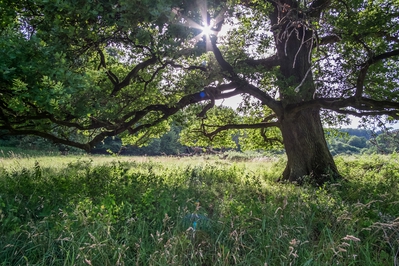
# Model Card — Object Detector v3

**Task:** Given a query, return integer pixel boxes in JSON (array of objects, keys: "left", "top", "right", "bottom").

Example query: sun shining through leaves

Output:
[
  {"left": 201, "top": 25, "right": 212, "bottom": 37},
  {"left": 173, "top": 1, "right": 226, "bottom": 51}
]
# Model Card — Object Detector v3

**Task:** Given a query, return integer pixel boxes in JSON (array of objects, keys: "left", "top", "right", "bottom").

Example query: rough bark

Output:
[
  {"left": 279, "top": 108, "right": 340, "bottom": 185},
  {"left": 270, "top": 0, "right": 340, "bottom": 184}
]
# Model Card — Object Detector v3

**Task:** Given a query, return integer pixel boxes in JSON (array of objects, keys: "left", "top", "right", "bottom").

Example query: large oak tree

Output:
[{"left": 1, "top": 0, "right": 398, "bottom": 184}]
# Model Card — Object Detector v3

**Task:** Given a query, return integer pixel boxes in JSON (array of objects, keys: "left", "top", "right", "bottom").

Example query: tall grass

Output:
[{"left": 0, "top": 154, "right": 398, "bottom": 265}]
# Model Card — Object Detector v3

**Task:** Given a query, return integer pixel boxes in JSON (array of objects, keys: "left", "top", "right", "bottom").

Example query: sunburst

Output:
[
  {"left": 201, "top": 24, "right": 212, "bottom": 37},
  {"left": 174, "top": 1, "right": 227, "bottom": 51}
]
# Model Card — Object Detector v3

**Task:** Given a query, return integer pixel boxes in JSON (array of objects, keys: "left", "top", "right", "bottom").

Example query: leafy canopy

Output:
[{"left": 0, "top": 0, "right": 398, "bottom": 150}]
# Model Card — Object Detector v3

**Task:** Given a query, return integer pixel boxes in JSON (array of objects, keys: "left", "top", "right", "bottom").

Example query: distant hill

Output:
[{"left": 340, "top": 128, "right": 373, "bottom": 140}]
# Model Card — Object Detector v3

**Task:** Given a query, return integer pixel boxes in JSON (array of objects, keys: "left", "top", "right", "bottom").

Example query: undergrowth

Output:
[{"left": 0, "top": 154, "right": 398, "bottom": 265}]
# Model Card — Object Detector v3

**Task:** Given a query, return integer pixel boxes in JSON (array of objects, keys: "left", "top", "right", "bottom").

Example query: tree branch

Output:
[
  {"left": 333, "top": 109, "right": 399, "bottom": 119},
  {"left": 97, "top": 49, "right": 119, "bottom": 86},
  {"left": 165, "top": 60, "right": 207, "bottom": 72},
  {"left": 317, "top": 35, "right": 341, "bottom": 46},
  {"left": 209, "top": 37, "right": 283, "bottom": 115},
  {"left": 0, "top": 85, "right": 221, "bottom": 151},
  {"left": 308, "top": 0, "right": 332, "bottom": 17},
  {"left": 286, "top": 96, "right": 399, "bottom": 119},
  {"left": 241, "top": 54, "right": 279, "bottom": 70},
  {"left": 111, "top": 55, "right": 158, "bottom": 96},
  {"left": 201, "top": 121, "right": 280, "bottom": 140},
  {"left": 210, "top": 37, "right": 236, "bottom": 77},
  {"left": 355, "top": 49, "right": 399, "bottom": 99},
  {"left": 0, "top": 127, "right": 91, "bottom": 151}
]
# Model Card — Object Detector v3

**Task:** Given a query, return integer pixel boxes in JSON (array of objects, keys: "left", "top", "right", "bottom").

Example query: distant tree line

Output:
[
  {"left": 0, "top": 126, "right": 188, "bottom": 156},
  {"left": 91, "top": 125, "right": 188, "bottom": 156},
  {"left": 1, "top": 127, "right": 398, "bottom": 156},
  {"left": 327, "top": 128, "right": 399, "bottom": 155}
]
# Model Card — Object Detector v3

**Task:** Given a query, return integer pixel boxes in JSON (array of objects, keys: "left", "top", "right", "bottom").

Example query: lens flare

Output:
[{"left": 202, "top": 25, "right": 212, "bottom": 36}]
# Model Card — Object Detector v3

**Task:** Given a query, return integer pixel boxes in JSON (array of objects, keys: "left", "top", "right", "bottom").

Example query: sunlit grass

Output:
[{"left": 0, "top": 152, "right": 397, "bottom": 265}]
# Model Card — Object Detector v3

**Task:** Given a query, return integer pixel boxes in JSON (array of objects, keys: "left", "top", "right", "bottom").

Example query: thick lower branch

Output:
[
  {"left": 0, "top": 88, "right": 232, "bottom": 151},
  {"left": 3, "top": 129, "right": 91, "bottom": 151},
  {"left": 201, "top": 122, "right": 280, "bottom": 140},
  {"left": 286, "top": 97, "right": 399, "bottom": 118},
  {"left": 333, "top": 109, "right": 399, "bottom": 119}
]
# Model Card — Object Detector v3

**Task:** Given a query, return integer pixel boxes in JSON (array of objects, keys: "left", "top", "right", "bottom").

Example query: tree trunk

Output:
[
  {"left": 278, "top": 108, "right": 340, "bottom": 185},
  {"left": 266, "top": 0, "right": 341, "bottom": 185}
]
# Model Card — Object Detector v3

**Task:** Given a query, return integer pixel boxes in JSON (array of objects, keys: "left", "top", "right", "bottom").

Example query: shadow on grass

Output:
[{"left": 0, "top": 155, "right": 398, "bottom": 265}]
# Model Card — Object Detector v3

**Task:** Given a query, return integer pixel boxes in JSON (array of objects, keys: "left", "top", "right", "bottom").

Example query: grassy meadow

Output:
[{"left": 0, "top": 150, "right": 398, "bottom": 265}]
